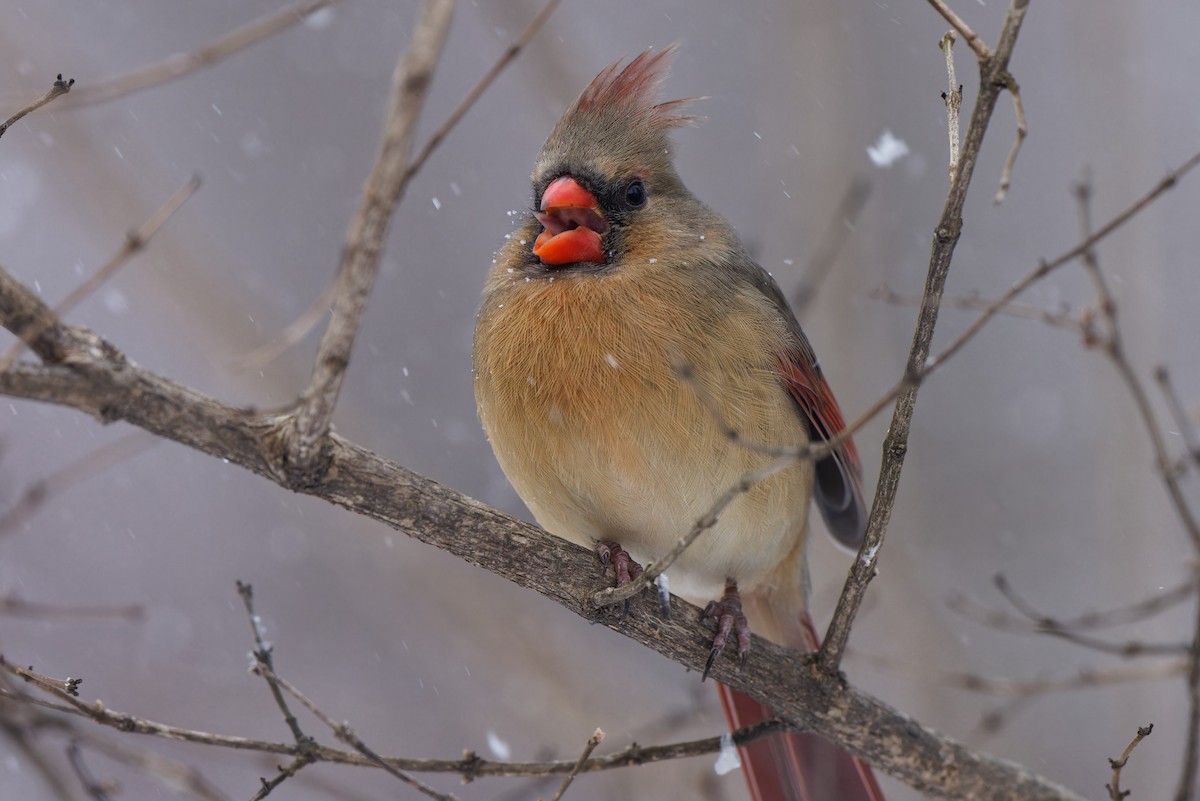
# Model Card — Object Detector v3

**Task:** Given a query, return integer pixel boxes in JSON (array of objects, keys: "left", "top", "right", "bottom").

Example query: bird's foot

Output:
[
  {"left": 595, "top": 541, "right": 643, "bottom": 587},
  {"left": 701, "top": 581, "right": 750, "bottom": 681},
  {"left": 595, "top": 541, "right": 646, "bottom": 618}
]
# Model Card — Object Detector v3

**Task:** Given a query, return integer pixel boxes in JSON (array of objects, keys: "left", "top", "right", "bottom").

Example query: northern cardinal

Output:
[{"left": 473, "top": 47, "right": 882, "bottom": 801}]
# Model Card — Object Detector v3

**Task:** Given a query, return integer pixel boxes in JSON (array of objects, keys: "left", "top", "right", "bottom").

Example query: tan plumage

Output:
[
  {"left": 475, "top": 229, "right": 813, "bottom": 616},
  {"left": 473, "top": 45, "right": 881, "bottom": 801}
]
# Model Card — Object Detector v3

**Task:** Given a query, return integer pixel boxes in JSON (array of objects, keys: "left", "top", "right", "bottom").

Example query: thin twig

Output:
[
  {"left": 48, "top": 726, "right": 233, "bottom": 801},
  {"left": 236, "top": 582, "right": 310, "bottom": 747},
  {"left": 993, "top": 74, "right": 1027, "bottom": 204},
  {"left": 1177, "top": 600, "right": 1200, "bottom": 801},
  {"left": 1109, "top": 724, "right": 1153, "bottom": 801},
  {"left": 4, "top": 660, "right": 83, "bottom": 697},
  {"left": 1156, "top": 365, "right": 1200, "bottom": 468},
  {"left": 66, "top": 1, "right": 337, "bottom": 107},
  {"left": 16, "top": 141, "right": 1200, "bottom": 792},
  {"left": 949, "top": 572, "right": 1198, "bottom": 632},
  {"left": 822, "top": 146, "right": 1200, "bottom": 507},
  {"left": 856, "top": 652, "right": 1185, "bottom": 699},
  {"left": 818, "top": 0, "right": 1030, "bottom": 673},
  {"left": 0, "top": 595, "right": 144, "bottom": 622},
  {"left": 1072, "top": 174, "right": 1200, "bottom": 550},
  {"left": 282, "top": 0, "right": 454, "bottom": 483},
  {"left": 925, "top": 0, "right": 992, "bottom": 60},
  {"left": 0, "top": 74, "right": 74, "bottom": 139},
  {"left": 546, "top": 729, "right": 604, "bottom": 801},
  {"left": 988, "top": 574, "right": 1187, "bottom": 657},
  {"left": 404, "top": 0, "right": 559, "bottom": 184},
  {"left": 940, "top": 32, "right": 962, "bottom": 179},
  {"left": 0, "top": 176, "right": 200, "bottom": 372},
  {"left": 251, "top": 755, "right": 312, "bottom": 801},
  {"left": 255, "top": 663, "right": 459, "bottom": 801},
  {"left": 67, "top": 740, "right": 114, "bottom": 801},
  {"left": 871, "top": 284, "right": 1083, "bottom": 334},
  {"left": 0, "top": 663, "right": 794, "bottom": 782},
  {"left": 228, "top": 279, "right": 338, "bottom": 372},
  {"left": 792, "top": 177, "right": 872, "bottom": 314},
  {"left": 0, "top": 432, "right": 157, "bottom": 537},
  {"left": 591, "top": 452, "right": 801, "bottom": 608},
  {"left": 231, "top": 0, "right": 558, "bottom": 373},
  {"left": 0, "top": 672, "right": 77, "bottom": 800}
]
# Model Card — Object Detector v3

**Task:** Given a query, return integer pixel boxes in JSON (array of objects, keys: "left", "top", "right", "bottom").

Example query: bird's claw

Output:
[
  {"left": 700, "top": 582, "right": 750, "bottom": 681},
  {"left": 595, "top": 541, "right": 643, "bottom": 587},
  {"left": 595, "top": 541, "right": 645, "bottom": 618}
]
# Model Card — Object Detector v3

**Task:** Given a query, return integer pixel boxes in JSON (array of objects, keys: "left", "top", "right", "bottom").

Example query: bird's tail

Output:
[{"left": 716, "top": 608, "right": 884, "bottom": 801}]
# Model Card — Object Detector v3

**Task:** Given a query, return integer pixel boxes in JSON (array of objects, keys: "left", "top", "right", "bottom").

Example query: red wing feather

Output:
[{"left": 775, "top": 348, "right": 868, "bottom": 548}]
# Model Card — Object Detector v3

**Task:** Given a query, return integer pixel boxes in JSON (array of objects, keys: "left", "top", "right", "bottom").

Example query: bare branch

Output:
[
  {"left": 0, "top": 176, "right": 200, "bottom": 372},
  {"left": 1178, "top": 611, "right": 1200, "bottom": 801},
  {"left": 857, "top": 652, "right": 1185, "bottom": 699},
  {"left": 66, "top": 1, "right": 338, "bottom": 107},
  {"left": 67, "top": 740, "right": 115, "bottom": 801},
  {"left": 819, "top": 0, "right": 1031, "bottom": 672},
  {"left": 1109, "top": 724, "right": 1153, "bottom": 801},
  {"left": 404, "top": 0, "right": 559, "bottom": 185},
  {"left": 0, "top": 595, "right": 144, "bottom": 622},
  {"left": 994, "top": 73, "right": 1027, "bottom": 204},
  {"left": 0, "top": 325, "right": 1085, "bottom": 799},
  {"left": 1155, "top": 365, "right": 1200, "bottom": 469},
  {"left": 792, "top": 177, "right": 872, "bottom": 314},
  {"left": 940, "top": 32, "right": 962, "bottom": 179},
  {"left": 256, "top": 662, "right": 458, "bottom": 801},
  {"left": 0, "top": 432, "right": 157, "bottom": 538},
  {"left": 1071, "top": 172, "right": 1200, "bottom": 545},
  {"left": 871, "top": 284, "right": 1084, "bottom": 335},
  {"left": 546, "top": 729, "right": 604, "bottom": 801},
  {"left": 925, "top": 0, "right": 992, "bottom": 60},
  {"left": 236, "top": 582, "right": 310, "bottom": 747},
  {"left": 949, "top": 572, "right": 1198, "bottom": 632},
  {"left": 0, "top": 74, "right": 74, "bottom": 140},
  {"left": 230, "top": 0, "right": 559, "bottom": 373},
  {"left": 7, "top": 125, "right": 1200, "bottom": 791},
  {"left": 51, "top": 727, "right": 233, "bottom": 801},
  {"left": 283, "top": 0, "right": 454, "bottom": 484},
  {"left": 1, "top": 664, "right": 793, "bottom": 782}
]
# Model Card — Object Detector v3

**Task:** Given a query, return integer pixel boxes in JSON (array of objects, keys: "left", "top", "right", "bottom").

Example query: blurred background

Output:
[{"left": 3, "top": 0, "right": 1199, "bottom": 798}]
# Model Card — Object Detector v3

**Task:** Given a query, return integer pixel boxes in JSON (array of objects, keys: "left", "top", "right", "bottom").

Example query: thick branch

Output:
[{"left": 0, "top": 268, "right": 1079, "bottom": 800}]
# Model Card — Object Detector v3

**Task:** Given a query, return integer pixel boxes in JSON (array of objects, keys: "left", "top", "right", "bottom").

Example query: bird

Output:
[{"left": 473, "top": 46, "right": 882, "bottom": 801}]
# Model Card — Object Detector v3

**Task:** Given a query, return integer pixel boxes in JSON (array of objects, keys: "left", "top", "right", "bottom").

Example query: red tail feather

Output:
[{"left": 716, "top": 614, "right": 885, "bottom": 801}]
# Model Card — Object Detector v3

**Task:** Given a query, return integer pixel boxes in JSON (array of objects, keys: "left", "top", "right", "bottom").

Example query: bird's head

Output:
[{"left": 526, "top": 46, "right": 699, "bottom": 268}]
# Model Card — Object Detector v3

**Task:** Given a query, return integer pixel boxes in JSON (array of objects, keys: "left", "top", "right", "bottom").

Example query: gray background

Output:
[{"left": 3, "top": 0, "right": 1198, "bottom": 798}]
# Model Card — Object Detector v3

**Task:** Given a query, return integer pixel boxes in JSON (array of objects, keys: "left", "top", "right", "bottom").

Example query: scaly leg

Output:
[{"left": 701, "top": 580, "right": 751, "bottom": 680}]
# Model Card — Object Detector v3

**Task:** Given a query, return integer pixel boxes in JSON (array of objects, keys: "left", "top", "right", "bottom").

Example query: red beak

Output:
[{"left": 532, "top": 176, "right": 607, "bottom": 266}]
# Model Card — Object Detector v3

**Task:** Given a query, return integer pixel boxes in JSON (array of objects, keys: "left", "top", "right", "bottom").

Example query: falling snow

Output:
[
  {"left": 714, "top": 732, "right": 741, "bottom": 775},
  {"left": 487, "top": 730, "right": 512, "bottom": 760},
  {"left": 867, "top": 130, "right": 909, "bottom": 168},
  {"left": 304, "top": 6, "right": 335, "bottom": 29}
]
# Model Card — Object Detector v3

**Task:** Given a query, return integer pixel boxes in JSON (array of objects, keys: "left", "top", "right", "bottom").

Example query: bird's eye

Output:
[{"left": 624, "top": 179, "right": 647, "bottom": 208}]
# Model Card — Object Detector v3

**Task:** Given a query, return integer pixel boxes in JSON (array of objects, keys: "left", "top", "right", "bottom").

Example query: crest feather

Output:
[{"left": 570, "top": 45, "right": 695, "bottom": 130}]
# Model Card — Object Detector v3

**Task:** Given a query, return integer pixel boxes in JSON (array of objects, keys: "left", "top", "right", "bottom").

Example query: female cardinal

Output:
[{"left": 473, "top": 47, "right": 882, "bottom": 800}]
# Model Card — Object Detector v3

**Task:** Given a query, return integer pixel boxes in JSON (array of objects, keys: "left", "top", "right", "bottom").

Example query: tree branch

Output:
[
  {"left": 0, "top": 74, "right": 74, "bottom": 140},
  {"left": 283, "top": 0, "right": 454, "bottom": 484},
  {"left": 819, "top": 0, "right": 1030, "bottom": 671},
  {"left": 64, "top": 1, "right": 338, "bottom": 107},
  {"left": 0, "top": 264, "right": 1081, "bottom": 800}
]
